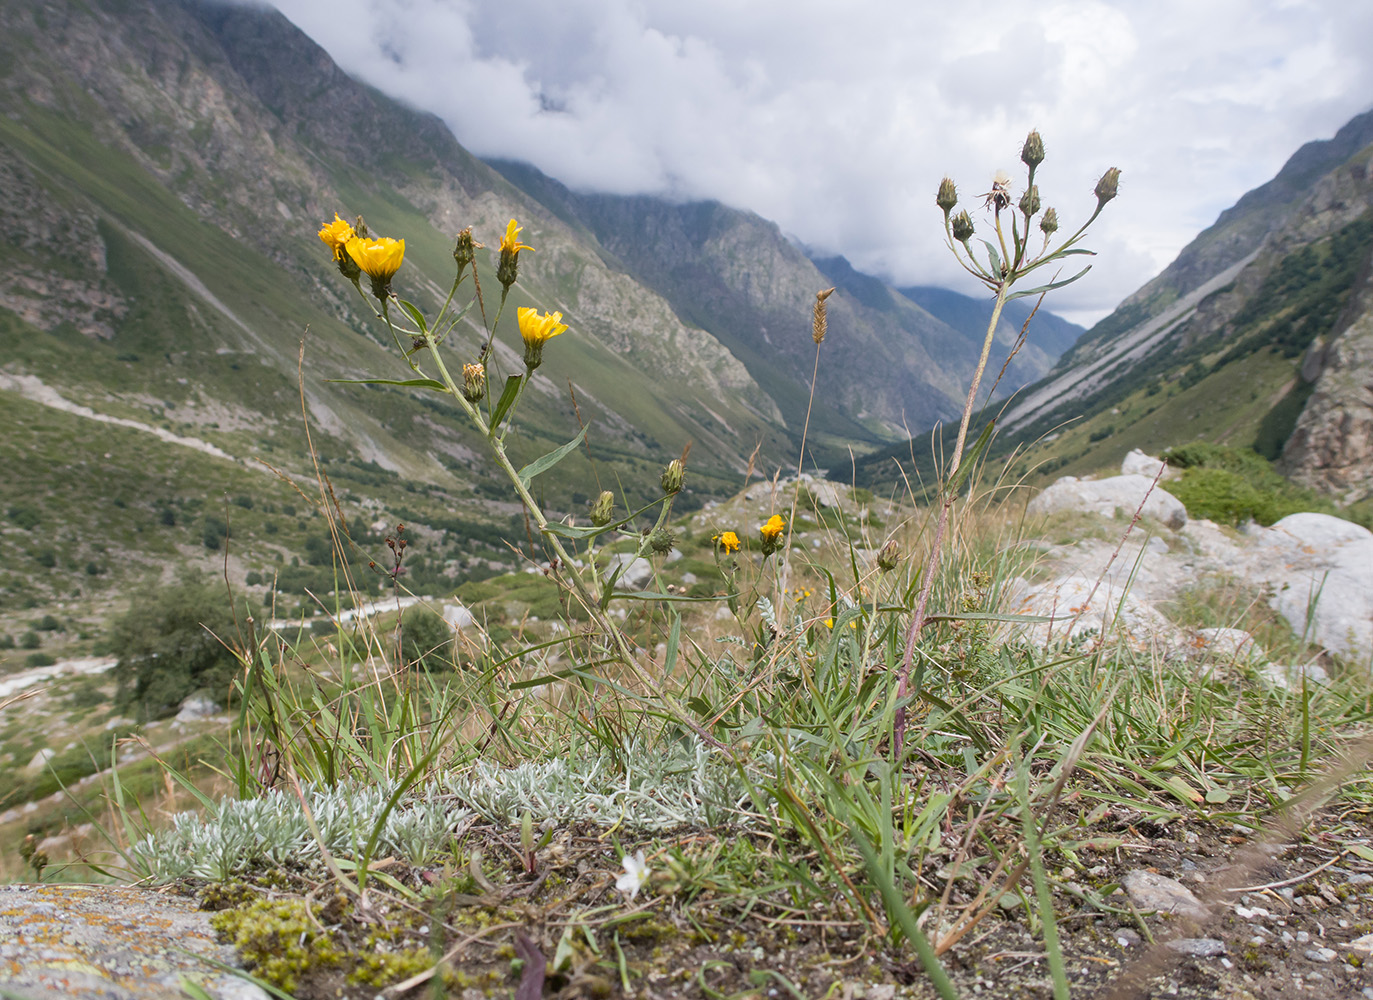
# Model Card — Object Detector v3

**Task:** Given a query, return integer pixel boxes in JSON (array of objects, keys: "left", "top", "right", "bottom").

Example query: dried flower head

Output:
[
  {"left": 453, "top": 227, "right": 481, "bottom": 274},
  {"left": 461, "top": 362, "right": 485, "bottom": 403},
  {"left": 812, "top": 287, "right": 835, "bottom": 345},
  {"left": 981, "top": 170, "right": 1013, "bottom": 212},
  {"left": 951, "top": 210, "right": 975, "bottom": 243}
]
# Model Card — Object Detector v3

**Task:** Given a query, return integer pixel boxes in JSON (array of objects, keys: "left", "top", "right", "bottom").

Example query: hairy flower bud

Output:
[
  {"left": 590, "top": 490, "right": 615, "bottom": 527},
  {"left": 461, "top": 362, "right": 485, "bottom": 403},
  {"left": 453, "top": 227, "right": 480, "bottom": 275},
  {"left": 951, "top": 210, "right": 975, "bottom": 243},
  {"left": 1040, "top": 207, "right": 1059, "bottom": 236},
  {"left": 1094, "top": 167, "right": 1121, "bottom": 206},
  {"left": 812, "top": 287, "right": 835, "bottom": 344},
  {"left": 1018, "top": 184, "right": 1041, "bottom": 218},
  {"left": 876, "top": 539, "right": 900, "bottom": 573},
  {"left": 1021, "top": 130, "right": 1045, "bottom": 170},
  {"left": 648, "top": 527, "right": 676, "bottom": 555},
  {"left": 936, "top": 177, "right": 958, "bottom": 215},
  {"left": 661, "top": 458, "right": 685, "bottom": 495}
]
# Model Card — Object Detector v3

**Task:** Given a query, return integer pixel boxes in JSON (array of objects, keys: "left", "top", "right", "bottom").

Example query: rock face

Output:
[
  {"left": 1026, "top": 474, "right": 1188, "bottom": 530},
  {"left": 0, "top": 883, "right": 267, "bottom": 999},
  {"left": 1281, "top": 246, "right": 1373, "bottom": 502},
  {"left": 1016, "top": 488, "right": 1373, "bottom": 665}
]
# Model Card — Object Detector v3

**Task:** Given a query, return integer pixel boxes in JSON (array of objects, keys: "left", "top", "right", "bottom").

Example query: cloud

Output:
[{"left": 269, "top": 0, "right": 1373, "bottom": 325}]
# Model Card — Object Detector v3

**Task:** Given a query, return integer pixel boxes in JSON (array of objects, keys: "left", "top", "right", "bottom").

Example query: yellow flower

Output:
[
  {"left": 517, "top": 307, "right": 568, "bottom": 370},
  {"left": 714, "top": 531, "right": 740, "bottom": 554},
  {"left": 499, "top": 218, "right": 534, "bottom": 255},
  {"left": 758, "top": 514, "right": 786, "bottom": 556},
  {"left": 318, "top": 214, "right": 354, "bottom": 259},
  {"left": 497, "top": 218, "right": 535, "bottom": 289},
  {"left": 344, "top": 235, "right": 406, "bottom": 282}
]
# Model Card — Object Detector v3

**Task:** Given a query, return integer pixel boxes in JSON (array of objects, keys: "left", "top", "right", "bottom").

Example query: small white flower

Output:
[{"left": 616, "top": 850, "right": 650, "bottom": 900}]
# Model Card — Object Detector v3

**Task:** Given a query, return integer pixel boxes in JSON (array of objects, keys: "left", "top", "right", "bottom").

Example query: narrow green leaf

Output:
[
  {"left": 663, "top": 613, "right": 682, "bottom": 679},
  {"left": 948, "top": 418, "right": 996, "bottom": 494},
  {"left": 981, "top": 239, "right": 1002, "bottom": 276},
  {"left": 489, "top": 375, "right": 522, "bottom": 432},
  {"left": 397, "top": 298, "right": 429, "bottom": 334},
  {"left": 517, "top": 426, "right": 588, "bottom": 488},
  {"left": 613, "top": 590, "right": 736, "bottom": 603},
  {"left": 1006, "top": 265, "right": 1093, "bottom": 301},
  {"left": 327, "top": 377, "right": 449, "bottom": 392}
]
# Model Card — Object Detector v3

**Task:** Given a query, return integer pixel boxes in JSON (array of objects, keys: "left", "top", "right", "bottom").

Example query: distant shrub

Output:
[
  {"left": 232, "top": 495, "right": 255, "bottom": 509},
  {"left": 0, "top": 634, "right": 13, "bottom": 649},
  {"left": 34, "top": 549, "right": 56, "bottom": 569},
  {"left": 6, "top": 505, "right": 39, "bottom": 530},
  {"left": 400, "top": 606, "right": 453, "bottom": 672},
  {"left": 245, "top": 571, "right": 263, "bottom": 587},
  {"left": 202, "top": 515, "right": 228, "bottom": 551},
  {"left": 159, "top": 506, "right": 176, "bottom": 527},
  {"left": 20, "top": 631, "right": 40, "bottom": 650},
  {"left": 25, "top": 652, "right": 55, "bottom": 667},
  {"left": 1162, "top": 442, "right": 1350, "bottom": 527},
  {"left": 35, "top": 615, "right": 61, "bottom": 632},
  {"left": 110, "top": 575, "right": 252, "bottom": 721}
]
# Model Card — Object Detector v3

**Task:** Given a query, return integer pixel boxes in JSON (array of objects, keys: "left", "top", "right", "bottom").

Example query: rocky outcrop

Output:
[
  {"left": 1026, "top": 474, "right": 1188, "bottom": 530},
  {"left": 0, "top": 883, "right": 267, "bottom": 999},
  {"left": 1280, "top": 247, "right": 1373, "bottom": 501}
]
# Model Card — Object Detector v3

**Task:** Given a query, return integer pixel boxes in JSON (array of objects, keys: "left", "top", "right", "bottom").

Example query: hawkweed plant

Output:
[{"left": 896, "top": 134, "right": 1119, "bottom": 756}]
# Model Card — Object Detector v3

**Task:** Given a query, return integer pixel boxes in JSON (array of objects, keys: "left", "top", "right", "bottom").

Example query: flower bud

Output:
[
  {"left": 877, "top": 539, "right": 900, "bottom": 573},
  {"left": 589, "top": 490, "right": 615, "bottom": 526},
  {"left": 1018, "top": 184, "right": 1040, "bottom": 218},
  {"left": 462, "top": 362, "right": 485, "bottom": 403},
  {"left": 936, "top": 177, "right": 958, "bottom": 215},
  {"left": 661, "top": 458, "right": 685, "bottom": 495},
  {"left": 647, "top": 527, "right": 676, "bottom": 555},
  {"left": 1021, "top": 130, "right": 1045, "bottom": 170},
  {"left": 453, "top": 227, "right": 480, "bottom": 275},
  {"left": 812, "top": 287, "right": 834, "bottom": 345},
  {"left": 951, "top": 210, "right": 975, "bottom": 243},
  {"left": 1040, "top": 207, "right": 1059, "bottom": 236},
  {"left": 1094, "top": 167, "right": 1121, "bottom": 206},
  {"left": 496, "top": 218, "right": 533, "bottom": 291}
]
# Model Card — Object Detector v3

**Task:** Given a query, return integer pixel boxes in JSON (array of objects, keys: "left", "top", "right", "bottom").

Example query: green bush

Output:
[
  {"left": 20, "top": 631, "right": 40, "bottom": 649},
  {"left": 1162, "top": 442, "right": 1353, "bottom": 527},
  {"left": 110, "top": 575, "right": 252, "bottom": 720},
  {"left": 399, "top": 605, "right": 453, "bottom": 672},
  {"left": 25, "top": 652, "right": 55, "bottom": 667},
  {"left": 203, "top": 515, "right": 229, "bottom": 551},
  {"left": 7, "top": 505, "right": 40, "bottom": 530}
]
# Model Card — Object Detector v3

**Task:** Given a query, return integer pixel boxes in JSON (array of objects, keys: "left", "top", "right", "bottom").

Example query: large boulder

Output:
[
  {"left": 1244, "top": 512, "right": 1373, "bottom": 663},
  {"left": 1027, "top": 475, "right": 1188, "bottom": 530}
]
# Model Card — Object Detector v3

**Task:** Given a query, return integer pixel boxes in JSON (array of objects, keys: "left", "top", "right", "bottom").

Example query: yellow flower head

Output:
[
  {"left": 714, "top": 531, "right": 741, "bottom": 554},
  {"left": 759, "top": 515, "right": 785, "bottom": 541},
  {"left": 517, "top": 307, "right": 568, "bottom": 370},
  {"left": 499, "top": 218, "right": 534, "bottom": 255},
  {"left": 318, "top": 214, "right": 354, "bottom": 259},
  {"left": 344, "top": 235, "right": 406, "bottom": 281},
  {"left": 497, "top": 218, "right": 535, "bottom": 289}
]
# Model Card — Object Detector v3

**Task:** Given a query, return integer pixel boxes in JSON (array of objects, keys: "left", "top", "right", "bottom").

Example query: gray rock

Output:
[
  {"left": 605, "top": 554, "right": 653, "bottom": 591},
  {"left": 1121, "top": 449, "right": 1174, "bottom": 481},
  {"left": 1347, "top": 933, "right": 1373, "bottom": 955},
  {"left": 1305, "top": 947, "right": 1338, "bottom": 963},
  {"left": 1165, "top": 938, "right": 1226, "bottom": 957},
  {"left": 442, "top": 603, "right": 474, "bottom": 630},
  {"left": 809, "top": 481, "right": 843, "bottom": 508},
  {"left": 1193, "top": 627, "right": 1265, "bottom": 662},
  {"left": 1121, "top": 870, "right": 1209, "bottom": 921},
  {"left": 25, "top": 747, "right": 56, "bottom": 772},
  {"left": 175, "top": 696, "right": 222, "bottom": 721},
  {"left": 1259, "top": 663, "right": 1331, "bottom": 691},
  {"left": 1027, "top": 474, "right": 1188, "bottom": 530},
  {"left": 0, "top": 884, "right": 267, "bottom": 999}
]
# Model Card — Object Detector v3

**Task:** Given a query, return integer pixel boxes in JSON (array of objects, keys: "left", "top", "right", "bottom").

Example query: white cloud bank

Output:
[{"left": 269, "top": 0, "right": 1373, "bottom": 325}]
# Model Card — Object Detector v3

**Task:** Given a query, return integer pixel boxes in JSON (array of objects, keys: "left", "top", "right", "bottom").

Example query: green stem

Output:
[{"left": 894, "top": 281, "right": 1009, "bottom": 758}]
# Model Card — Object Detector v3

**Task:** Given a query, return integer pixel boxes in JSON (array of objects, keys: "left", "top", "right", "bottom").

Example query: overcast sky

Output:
[{"left": 268, "top": 0, "right": 1373, "bottom": 326}]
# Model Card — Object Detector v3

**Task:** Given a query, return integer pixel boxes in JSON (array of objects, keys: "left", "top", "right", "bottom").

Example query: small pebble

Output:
[
  {"left": 1349, "top": 874, "right": 1373, "bottom": 886},
  {"left": 1115, "top": 929, "right": 1142, "bottom": 948},
  {"left": 1307, "top": 971, "right": 1326, "bottom": 982},
  {"left": 1280, "top": 887, "right": 1296, "bottom": 901},
  {"left": 1305, "top": 947, "right": 1337, "bottom": 963},
  {"left": 1282, "top": 931, "right": 1296, "bottom": 945},
  {"left": 1166, "top": 938, "right": 1226, "bottom": 957},
  {"left": 1362, "top": 988, "right": 1373, "bottom": 1000},
  {"left": 1296, "top": 931, "right": 1311, "bottom": 944}
]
